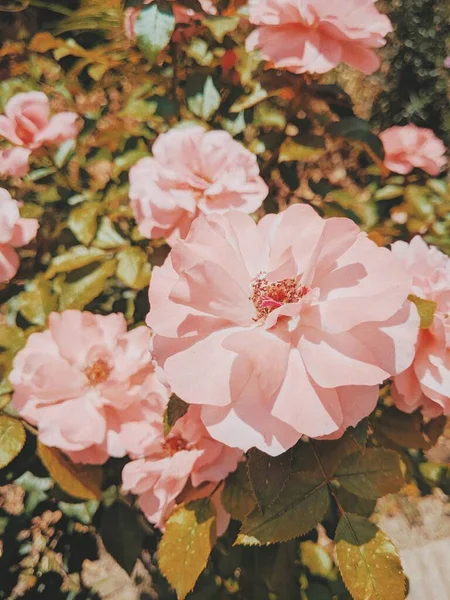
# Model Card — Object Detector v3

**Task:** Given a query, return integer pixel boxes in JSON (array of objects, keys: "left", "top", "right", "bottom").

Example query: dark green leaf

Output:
[
  {"left": 163, "top": 395, "right": 189, "bottom": 436},
  {"left": 326, "top": 117, "right": 384, "bottom": 159},
  {"left": 101, "top": 501, "right": 145, "bottom": 575},
  {"left": 222, "top": 462, "right": 255, "bottom": 521},
  {"left": 247, "top": 447, "right": 292, "bottom": 512}
]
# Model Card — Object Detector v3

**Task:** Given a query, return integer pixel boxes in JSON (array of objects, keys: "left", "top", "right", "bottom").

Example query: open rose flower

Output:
[
  {"left": 11, "top": 311, "right": 166, "bottom": 464},
  {"left": 391, "top": 237, "right": 450, "bottom": 417},
  {"left": 246, "top": 0, "right": 392, "bottom": 75},
  {"left": 122, "top": 405, "right": 242, "bottom": 531},
  {"left": 147, "top": 205, "right": 420, "bottom": 456},
  {"left": 129, "top": 126, "right": 268, "bottom": 245},
  {"left": 125, "top": 0, "right": 216, "bottom": 43},
  {"left": 380, "top": 125, "right": 447, "bottom": 176},
  {"left": 0, "top": 92, "right": 82, "bottom": 177},
  {"left": 0, "top": 188, "right": 38, "bottom": 282}
]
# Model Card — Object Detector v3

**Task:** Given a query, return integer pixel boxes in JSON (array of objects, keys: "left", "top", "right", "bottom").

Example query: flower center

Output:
[
  {"left": 251, "top": 272, "right": 310, "bottom": 321},
  {"left": 162, "top": 435, "right": 188, "bottom": 456},
  {"left": 84, "top": 358, "right": 112, "bottom": 386}
]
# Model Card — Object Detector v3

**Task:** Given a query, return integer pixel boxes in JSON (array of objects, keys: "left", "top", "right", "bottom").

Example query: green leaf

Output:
[
  {"left": 374, "top": 185, "right": 404, "bottom": 201},
  {"left": 93, "top": 217, "right": 126, "bottom": 249},
  {"left": 53, "top": 139, "right": 75, "bottom": 168},
  {"left": 300, "top": 540, "right": 334, "bottom": 578},
  {"left": 326, "top": 117, "right": 384, "bottom": 159},
  {"left": 204, "top": 15, "right": 239, "bottom": 42},
  {"left": 18, "top": 275, "right": 57, "bottom": 326},
  {"left": 335, "top": 514, "right": 405, "bottom": 600},
  {"left": 335, "top": 449, "right": 404, "bottom": 499},
  {"left": 239, "top": 473, "right": 329, "bottom": 544},
  {"left": 186, "top": 75, "right": 221, "bottom": 121},
  {"left": 46, "top": 246, "right": 107, "bottom": 279},
  {"left": 68, "top": 202, "right": 101, "bottom": 246},
  {"left": 38, "top": 441, "right": 101, "bottom": 500},
  {"left": 135, "top": 1, "right": 176, "bottom": 65},
  {"left": 159, "top": 499, "right": 217, "bottom": 600},
  {"left": 222, "top": 462, "right": 256, "bottom": 522},
  {"left": 0, "top": 416, "right": 26, "bottom": 469},
  {"left": 116, "top": 246, "right": 151, "bottom": 290},
  {"left": 418, "top": 462, "right": 450, "bottom": 493},
  {"left": 230, "top": 84, "right": 268, "bottom": 112},
  {"left": 100, "top": 501, "right": 145, "bottom": 575},
  {"left": 163, "top": 395, "right": 189, "bottom": 436},
  {"left": 408, "top": 294, "right": 437, "bottom": 329},
  {"left": 404, "top": 185, "right": 434, "bottom": 218},
  {"left": 376, "top": 407, "right": 445, "bottom": 450},
  {"left": 335, "top": 488, "right": 377, "bottom": 518},
  {"left": 58, "top": 259, "right": 117, "bottom": 311},
  {"left": 279, "top": 135, "right": 325, "bottom": 163},
  {"left": 247, "top": 448, "right": 292, "bottom": 512}
]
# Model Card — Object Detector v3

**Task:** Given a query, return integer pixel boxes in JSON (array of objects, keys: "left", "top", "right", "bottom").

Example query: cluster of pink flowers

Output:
[
  {"left": 0, "top": 188, "right": 38, "bottom": 282},
  {"left": 0, "top": 92, "right": 82, "bottom": 178}
]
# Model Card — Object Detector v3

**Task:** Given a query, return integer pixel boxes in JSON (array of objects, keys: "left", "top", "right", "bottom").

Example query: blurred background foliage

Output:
[{"left": 0, "top": 1, "right": 449, "bottom": 599}]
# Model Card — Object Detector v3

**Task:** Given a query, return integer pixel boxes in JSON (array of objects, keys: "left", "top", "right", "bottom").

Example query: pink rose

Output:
[
  {"left": 129, "top": 126, "right": 268, "bottom": 245},
  {"left": 11, "top": 311, "right": 167, "bottom": 464},
  {"left": 121, "top": 405, "right": 241, "bottom": 531},
  {"left": 0, "top": 92, "right": 82, "bottom": 176},
  {"left": 246, "top": 0, "right": 392, "bottom": 75},
  {"left": 391, "top": 236, "right": 450, "bottom": 417},
  {"left": 0, "top": 147, "right": 31, "bottom": 178},
  {"left": 147, "top": 204, "right": 419, "bottom": 456},
  {"left": 380, "top": 124, "right": 447, "bottom": 176},
  {"left": 0, "top": 188, "right": 38, "bottom": 282},
  {"left": 124, "top": 0, "right": 216, "bottom": 43}
]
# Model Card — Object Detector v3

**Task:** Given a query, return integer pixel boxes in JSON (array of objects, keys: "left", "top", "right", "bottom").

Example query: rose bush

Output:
[{"left": 0, "top": 1, "right": 448, "bottom": 599}]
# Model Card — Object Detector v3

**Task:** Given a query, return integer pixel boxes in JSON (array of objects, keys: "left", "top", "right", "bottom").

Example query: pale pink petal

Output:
[
  {"left": 34, "top": 112, "right": 82, "bottom": 145},
  {"left": 10, "top": 217, "right": 39, "bottom": 248},
  {"left": 0, "top": 244, "right": 19, "bottom": 282},
  {"left": 0, "top": 147, "right": 31, "bottom": 178}
]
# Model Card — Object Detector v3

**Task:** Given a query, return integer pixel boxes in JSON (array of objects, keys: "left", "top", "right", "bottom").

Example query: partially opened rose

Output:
[
  {"left": 122, "top": 404, "right": 241, "bottom": 531},
  {"left": 246, "top": 0, "right": 392, "bottom": 75},
  {"left": 129, "top": 126, "right": 268, "bottom": 245},
  {"left": 0, "top": 188, "right": 38, "bottom": 282},
  {"left": 380, "top": 125, "right": 447, "bottom": 176},
  {"left": 0, "top": 92, "right": 82, "bottom": 177},
  {"left": 11, "top": 311, "right": 166, "bottom": 464},
  {"left": 147, "top": 204, "right": 419, "bottom": 456},
  {"left": 391, "top": 237, "right": 450, "bottom": 417}
]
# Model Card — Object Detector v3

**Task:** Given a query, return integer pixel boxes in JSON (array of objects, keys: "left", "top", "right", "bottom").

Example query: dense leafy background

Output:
[{"left": 0, "top": 1, "right": 449, "bottom": 599}]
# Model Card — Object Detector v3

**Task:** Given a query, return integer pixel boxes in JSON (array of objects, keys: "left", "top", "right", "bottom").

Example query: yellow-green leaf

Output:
[
  {"left": 204, "top": 15, "right": 239, "bottom": 42},
  {"left": 239, "top": 473, "right": 329, "bottom": 544},
  {"left": 68, "top": 202, "right": 101, "bottom": 245},
  {"left": 46, "top": 246, "right": 107, "bottom": 279},
  {"left": 279, "top": 135, "right": 325, "bottom": 163},
  {"left": 116, "top": 246, "right": 151, "bottom": 290},
  {"left": 158, "top": 499, "right": 216, "bottom": 600},
  {"left": 18, "top": 275, "right": 57, "bottom": 325},
  {"left": 0, "top": 416, "right": 26, "bottom": 469},
  {"left": 222, "top": 462, "right": 256, "bottom": 522},
  {"left": 300, "top": 540, "right": 334, "bottom": 578},
  {"left": 58, "top": 259, "right": 116, "bottom": 311},
  {"left": 186, "top": 74, "right": 221, "bottom": 121},
  {"left": 93, "top": 217, "right": 126, "bottom": 250},
  {"left": 408, "top": 294, "right": 437, "bottom": 329},
  {"left": 336, "top": 513, "right": 406, "bottom": 600},
  {"left": 38, "top": 441, "right": 101, "bottom": 500},
  {"left": 335, "top": 449, "right": 404, "bottom": 500}
]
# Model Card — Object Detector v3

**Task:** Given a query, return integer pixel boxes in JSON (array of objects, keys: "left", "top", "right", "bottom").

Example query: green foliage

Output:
[{"left": 100, "top": 501, "right": 145, "bottom": 574}]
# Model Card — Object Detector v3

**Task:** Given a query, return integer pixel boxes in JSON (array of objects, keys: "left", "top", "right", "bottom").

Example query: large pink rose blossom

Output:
[
  {"left": 0, "top": 92, "right": 82, "bottom": 176},
  {"left": 246, "top": 0, "right": 392, "bottom": 75},
  {"left": 129, "top": 126, "right": 268, "bottom": 245},
  {"left": 391, "top": 237, "right": 450, "bottom": 417},
  {"left": 147, "top": 204, "right": 419, "bottom": 456},
  {"left": 380, "top": 125, "right": 447, "bottom": 176},
  {"left": 0, "top": 147, "right": 31, "bottom": 178},
  {"left": 124, "top": 0, "right": 216, "bottom": 43},
  {"left": 122, "top": 405, "right": 241, "bottom": 531},
  {"left": 11, "top": 311, "right": 166, "bottom": 464},
  {"left": 0, "top": 188, "right": 38, "bottom": 282}
]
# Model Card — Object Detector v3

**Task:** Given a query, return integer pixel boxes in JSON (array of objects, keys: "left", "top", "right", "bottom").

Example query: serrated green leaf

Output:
[
  {"left": 18, "top": 275, "right": 57, "bottom": 326},
  {"left": 58, "top": 259, "right": 116, "bottom": 310},
  {"left": 408, "top": 294, "right": 437, "bottom": 329},
  {"left": 186, "top": 75, "right": 221, "bottom": 121},
  {"left": 0, "top": 416, "right": 26, "bottom": 469},
  {"left": 38, "top": 441, "right": 101, "bottom": 500},
  {"left": 247, "top": 447, "right": 292, "bottom": 512},
  {"left": 46, "top": 246, "right": 107, "bottom": 279},
  {"left": 239, "top": 473, "right": 329, "bottom": 544},
  {"left": 159, "top": 499, "right": 216, "bottom": 600},
  {"left": 163, "top": 395, "right": 189, "bottom": 436},
  {"left": 68, "top": 202, "right": 101, "bottom": 245},
  {"left": 116, "top": 246, "right": 151, "bottom": 290},
  {"left": 222, "top": 462, "right": 255, "bottom": 522},
  {"left": 335, "top": 488, "right": 377, "bottom": 518},
  {"left": 101, "top": 501, "right": 144, "bottom": 574},
  {"left": 135, "top": 1, "right": 175, "bottom": 65},
  {"left": 376, "top": 407, "right": 445, "bottom": 450},
  {"left": 335, "top": 449, "right": 404, "bottom": 499},
  {"left": 335, "top": 513, "right": 405, "bottom": 600}
]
